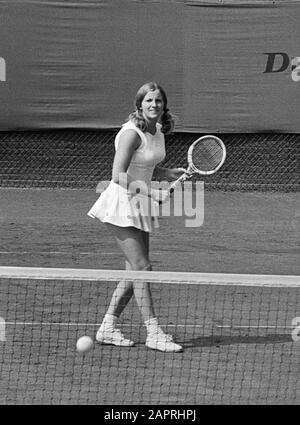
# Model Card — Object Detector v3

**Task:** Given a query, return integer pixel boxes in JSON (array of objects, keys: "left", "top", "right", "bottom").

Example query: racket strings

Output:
[{"left": 191, "top": 140, "right": 224, "bottom": 172}]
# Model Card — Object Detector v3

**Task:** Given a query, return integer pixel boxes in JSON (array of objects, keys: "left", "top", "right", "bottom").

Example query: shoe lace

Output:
[
  {"left": 112, "top": 328, "right": 127, "bottom": 340},
  {"left": 155, "top": 328, "right": 173, "bottom": 342}
]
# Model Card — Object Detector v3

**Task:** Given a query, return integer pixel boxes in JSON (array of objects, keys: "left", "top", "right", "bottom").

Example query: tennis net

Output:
[{"left": 0, "top": 267, "right": 299, "bottom": 405}]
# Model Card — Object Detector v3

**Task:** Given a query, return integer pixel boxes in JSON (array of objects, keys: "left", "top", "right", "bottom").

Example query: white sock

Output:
[
  {"left": 101, "top": 313, "right": 118, "bottom": 329},
  {"left": 144, "top": 317, "right": 161, "bottom": 335}
]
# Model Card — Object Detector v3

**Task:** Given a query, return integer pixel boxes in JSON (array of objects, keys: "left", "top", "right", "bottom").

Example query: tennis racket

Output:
[{"left": 169, "top": 135, "right": 226, "bottom": 193}]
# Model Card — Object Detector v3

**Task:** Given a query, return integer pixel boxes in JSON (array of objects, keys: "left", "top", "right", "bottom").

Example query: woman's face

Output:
[{"left": 141, "top": 89, "right": 164, "bottom": 123}]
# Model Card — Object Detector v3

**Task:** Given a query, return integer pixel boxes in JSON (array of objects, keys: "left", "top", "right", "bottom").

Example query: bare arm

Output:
[
  {"left": 153, "top": 165, "right": 187, "bottom": 182},
  {"left": 112, "top": 129, "right": 140, "bottom": 184},
  {"left": 112, "top": 130, "right": 151, "bottom": 197}
]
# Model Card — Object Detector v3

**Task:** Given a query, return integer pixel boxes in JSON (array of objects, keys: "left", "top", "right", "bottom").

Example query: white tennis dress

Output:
[{"left": 87, "top": 120, "right": 166, "bottom": 232}]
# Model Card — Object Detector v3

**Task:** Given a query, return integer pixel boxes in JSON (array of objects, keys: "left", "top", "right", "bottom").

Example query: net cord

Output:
[{"left": 0, "top": 266, "right": 299, "bottom": 288}]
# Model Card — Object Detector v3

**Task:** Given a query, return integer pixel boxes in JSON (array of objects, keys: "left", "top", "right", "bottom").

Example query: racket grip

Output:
[
  {"left": 169, "top": 173, "right": 188, "bottom": 194},
  {"left": 154, "top": 173, "right": 189, "bottom": 205}
]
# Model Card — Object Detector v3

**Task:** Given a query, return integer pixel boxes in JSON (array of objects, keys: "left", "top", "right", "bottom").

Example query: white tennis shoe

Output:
[
  {"left": 145, "top": 330, "right": 183, "bottom": 352},
  {"left": 96, "top": 327, "right": 134, "bottom": 347}
]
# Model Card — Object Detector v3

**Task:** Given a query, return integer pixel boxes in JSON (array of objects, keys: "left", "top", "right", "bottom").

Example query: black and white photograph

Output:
[{"left": 0, "top": 0, "right": 299, "bottom": 411}]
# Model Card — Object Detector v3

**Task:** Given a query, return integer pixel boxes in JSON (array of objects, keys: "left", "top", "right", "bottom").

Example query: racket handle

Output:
[
  {"left": 154, "top": 173, "right": 190, "bottom": 205},
  {"left": 169, "top": 173, "right": 188, "bottom": 194}
]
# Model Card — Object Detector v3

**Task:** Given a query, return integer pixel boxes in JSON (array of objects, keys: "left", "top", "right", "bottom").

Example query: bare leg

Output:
[
  {"left": 105, "top": 224, "right": 155, "bottom": 321},
  {"left": 97, "top": 224, "right": 183, "bottom": 352},
  {"left": 106, "top": 261, "right": 134, "bottom": 318}
]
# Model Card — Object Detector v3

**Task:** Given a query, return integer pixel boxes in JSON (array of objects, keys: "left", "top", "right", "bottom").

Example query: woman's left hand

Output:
[{"left": 165, "top": 168, "right": 189, "bottom": 182}]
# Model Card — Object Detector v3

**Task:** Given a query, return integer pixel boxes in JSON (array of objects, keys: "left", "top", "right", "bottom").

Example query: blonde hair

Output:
[{"left": 128, "top": 82, "right": 175, "bottom": 134}]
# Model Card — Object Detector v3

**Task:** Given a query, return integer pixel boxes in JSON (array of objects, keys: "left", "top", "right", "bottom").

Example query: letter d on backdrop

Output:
[{"left": 263, "top": 53, "right": 290, "bottom": 73}]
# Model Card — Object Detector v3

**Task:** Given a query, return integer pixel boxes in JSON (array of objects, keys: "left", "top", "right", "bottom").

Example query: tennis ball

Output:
[{"left": 76, "top": 335, "right": 93, "bottom": 353}]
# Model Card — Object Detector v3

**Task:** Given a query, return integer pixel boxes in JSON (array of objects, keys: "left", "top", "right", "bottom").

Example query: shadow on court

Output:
[{"left": 183, "top": 334, "right": 292, "bottom": 349}]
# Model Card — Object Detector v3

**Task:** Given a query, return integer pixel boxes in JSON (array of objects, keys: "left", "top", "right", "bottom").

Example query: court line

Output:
[
  {"left": 3, "top": 322, "right": 294, "bottom": 329},
  {"left": 0, "top": 251, "right": 167, "bottom": 256},
  {"left": 0, "top": 251, "right": 118, "bottom": 256},
  {"left": 4, "top": 322, "right": 193, "bottom": 327}
]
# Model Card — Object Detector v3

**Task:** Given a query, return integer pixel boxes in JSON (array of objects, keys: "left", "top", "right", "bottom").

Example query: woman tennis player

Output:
[{"left": 88, "top": 82, "right": 185, "bottom": 352}]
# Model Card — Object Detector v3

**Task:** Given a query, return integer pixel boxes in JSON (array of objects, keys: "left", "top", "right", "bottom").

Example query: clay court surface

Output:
[
  {"left": 0, "top": 189, "right": 299, "bottom": 275},
  {"left": 0, "top": 188, "right": 299, "bottom": 405}
]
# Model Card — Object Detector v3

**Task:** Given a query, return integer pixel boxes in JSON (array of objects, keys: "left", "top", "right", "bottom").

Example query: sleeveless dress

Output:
[{"left": 87, "top": 120, "right": 166, "bottom": 232}]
